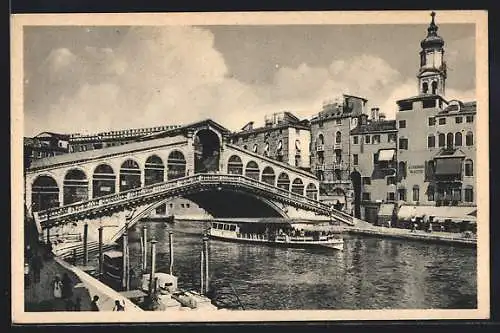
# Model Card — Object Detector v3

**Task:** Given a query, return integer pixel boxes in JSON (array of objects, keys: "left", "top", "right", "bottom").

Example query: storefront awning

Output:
[
  {"left": 397, "top": 205, "right": 477, "bottom": 221},
  {"left": 434, "top": 158, "right": 462, "bottom": 176},
  {"left": 378, "top": 203, "right": 395, "bottom": 216},
  {"left": 378, "top": 149, "right": 395, "bottom": 161}
]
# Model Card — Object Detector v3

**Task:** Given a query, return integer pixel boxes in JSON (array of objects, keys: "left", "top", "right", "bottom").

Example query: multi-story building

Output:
[
  {"left": 229, "top": 111, "right": 311, "bottom": 170},
  {"left": 350, "top": 109, "right": 398, "bottom": 224},
  {"left": 395, "top": 12, "right": 477, "bottom": 225},
  {"left": 68, "top": 125, "right": 181, "bottom": 153},
  {"left": 309, "top": 94, "right": 368, "bottom": 214},
  {"left": 23, "top": 132, "right": 70, "bottom": 168}
]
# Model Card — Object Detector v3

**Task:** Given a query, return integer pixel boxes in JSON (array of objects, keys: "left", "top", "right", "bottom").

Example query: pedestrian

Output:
[
  {"left": 31, "top": 254, "right": 43, "bottom": 283},
  {"left": 62, "top": 272, "right": 73, "bottom": 299},
  {"left": 74, "top": 297, "right": 81, "bottom": 311},
  {"left": 112, "top": 299, "right": 125, "bottom": 311},
  {"left": 53, "top": 275, "right": 63, "bottom": 299},
  {"left": 45, "top": 241, "right": 54, "bottom": 260},
  {"left": 24, "top": 263, "right": 30, "bottom": 287},
  {"left": 90, "top": 295, "right": 100, "bottom": 311}
]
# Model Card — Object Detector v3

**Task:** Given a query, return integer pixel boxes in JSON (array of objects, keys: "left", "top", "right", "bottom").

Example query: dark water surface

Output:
[{"left": 126, "top": 220, "right": 477, "bottom": 310}]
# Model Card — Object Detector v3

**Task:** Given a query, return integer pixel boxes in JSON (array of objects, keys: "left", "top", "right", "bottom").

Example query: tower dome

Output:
[{"left": 420, "top": 11, "right": 445, "bottom": 49}]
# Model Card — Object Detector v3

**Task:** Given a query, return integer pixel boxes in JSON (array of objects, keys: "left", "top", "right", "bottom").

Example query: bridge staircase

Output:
[{"left": 32, "top": 174, "right": 356, "bottom": 231}]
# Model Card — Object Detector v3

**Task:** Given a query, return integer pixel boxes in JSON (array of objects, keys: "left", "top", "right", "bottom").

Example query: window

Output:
[
  {"left": 438, "top": 133, "right": 445, "bottom": 147},
  {"left": 336, "top": 119, "right": 342, "bottom": 125},
  {"left": 466, "top": 131, "right": 474, "bottom": 146},
  {"left": 423, "top": 99, "right": 436, "bottom": 109},
  {"left": 412, "top": 185, "right": 420, "bottom": 202},
  {"left": 373, "top": 152, "right": 379, "bottom": 164},
  {"left": 464, "top": 187, "right": 474, "bottom": 202},
  {"left": 466, "top": 115, "right": 474, "bottom": 123},
  {"left": 353, "top": 154, "right": 359, "bottom": 166},
  {"left": 428, "top": 117, "right": 436, "bottom": 126},
  {"left": 353, "top": 136, "right": 359, "bottom": 144},
  {"left": 398, "top": 189, "right": 407, "bottom": 201},
  {"left": 372, "top": 135, "right": 381, "bottom": 144},
  {"left": 362, "top": 177, "right": 371, "bottom": 185},
  {"left": 438, "top": 118, "right": 446, "bottom": 125},
  {"left": 362, "top": 192, "right": 371, "bottom": 201},
  {"left": 387, "top": 192, "right": 396, "bottom": 201},
  {"left": 365, "top": 135, "right": 371, "bottom": 144},
  {"left": 387, "top": 176, "right": 396, "bottom": 185},
  {"left": 398, "top": 161, "right": 407, "bottom": 180},
  {"left": 455, "top": 117, "right": 463, "bottom": 124},
  {"left": 399, "top": 120, "right": 406, "bottom": 129},
  {"left": 428, "top": 135, "right": 435, "bottom": 148},
  {"left": 446, "top": 132, "right": 454, "bottom": 148},
  {"left": 253, "top": 144, "right": 258, "bottom": 153},
  {"left": 427, "top": 185, "right": 435, "bottom": 201},
  {"left": 335, "top": 131, "right": 341, "bottom": 144},
  {"left": 388, "top": 133, "right": 396, "bottom": 143},
  {"left": 181, "top": 204, "right": 185, "bottom": 208},
  {"left": 399, "top": 138, "right": 408, "bottom": 150},
  {"left": 454, "top": 132, "right": 462, "bottom": 146},
  {"left": 186, "top": 203, "right": 190, "bottom": 208},
  {"left": 465, "top": 159, "right": 473, "bottom": 176}
]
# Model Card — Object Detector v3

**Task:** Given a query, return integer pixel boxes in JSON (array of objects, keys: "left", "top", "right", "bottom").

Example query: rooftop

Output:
[{"left": 350, "top": 120, "right": 397, "bottom": 134}]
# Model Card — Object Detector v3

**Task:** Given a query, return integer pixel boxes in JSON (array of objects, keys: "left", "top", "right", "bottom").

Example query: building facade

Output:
[
  {"left": 229, "top": 111, "right": 311, "bottom": 170},
  {"left": 350, "top": 110, "right": 398, "bottom": 224},
  {"left": 24, "top": 132, "right": 70, "bottom": 169},
  {"left": 395, "top": 12, "right": 477, "bottom": 225},
  {"left": 309, "top": 94, "right": 368, "bottom": 214}
]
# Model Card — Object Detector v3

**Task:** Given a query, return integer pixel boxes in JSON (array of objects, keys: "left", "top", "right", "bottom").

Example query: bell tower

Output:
[{"left": 417, "top": 11, "right": 447, "bottom": 96}]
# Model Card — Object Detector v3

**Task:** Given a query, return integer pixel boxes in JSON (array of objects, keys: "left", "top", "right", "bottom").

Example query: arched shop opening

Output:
[
  {"left": 63, "top": 169, "right": 88, "bottom": 205},
  {"left": 119, "top": 159, "right": 141, "bottom": 192},
  {"left": 31, "top": 175, "right": 59, "bottom": 212},
  {"left": 277, "top": 172, "right": 290, "bottom": 191},
  {"left": 291, "top": 178, "right": 305, "bottom": 195},
  {"left": 245, "top": 161, "right": 260, "bottom": 181},
  {"left": 227, "top": 155, "right": 243, "bottom": 175},
  {"left": 93, "top": 164, "right": 116, "bottom": 198},
  {"left": 261, "top": 166, "right": 276, "bottom": 185},
  {"left": 167, "top": 150, "right": 187, "bottom": 180}
]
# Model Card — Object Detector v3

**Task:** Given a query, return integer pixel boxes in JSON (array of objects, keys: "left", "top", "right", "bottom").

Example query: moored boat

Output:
[{"left": 208, "top": 220, "right": 344, "bottom": 250}]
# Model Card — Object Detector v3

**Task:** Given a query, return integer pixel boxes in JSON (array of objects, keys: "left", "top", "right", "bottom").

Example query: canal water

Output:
[{"left": 125, "top": 220, "right": 477, "bottom": 310}]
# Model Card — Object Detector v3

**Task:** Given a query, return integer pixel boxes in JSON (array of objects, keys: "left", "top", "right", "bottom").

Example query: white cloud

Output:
[{"left": 25, "top": 26, "right": 475, "bottom": 137}]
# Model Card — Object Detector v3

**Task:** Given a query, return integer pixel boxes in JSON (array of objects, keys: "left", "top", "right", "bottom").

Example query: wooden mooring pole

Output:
[
  {"left": 169, "top": 231, "right": 174, "bottom": 275},
  {"left": 149, "top": 238, "right": 157, "bottom": 295},
  {"left": 83, "top": 223, "right": 88, "bottom": 266}
]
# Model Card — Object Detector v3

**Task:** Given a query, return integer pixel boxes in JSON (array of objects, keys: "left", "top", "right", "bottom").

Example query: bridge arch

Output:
[
  {"left": 261, "top": 166, "right": 276, "bottom": 185},
  {"left": 227, "top": 155, "right": 243, "bottom": 175},
  {"left": 144, "top": 154, "right": 164, "bottom": 185},
  {"left": 277, "top": 172, "right": 290, "bottom": 191},
  {"left": 93, "top": 163, "right": 116, "bottom": 198},
  {"left": 119, "top": 159, "right": 141, "bottom": 192},
  {"left": 63, "top": 168, "right": 89, "bottom": 205},
  {"left": 31, "top": 175, "right": 60, "bottom": 212},
  {"left": 305, "top": 183, "right": 318, "bottom": 200},
  {"left": 194, "top": 129, "right": 221, "bottom": 173},
  {"left": 291, "top": 178, "right": 305, "bottom": 195},
  {"left": 167, "top": 150, "right": 186, "bottom": 180},
  {"left": 245, "top": 161, "right": 260, "bottom": 181}
]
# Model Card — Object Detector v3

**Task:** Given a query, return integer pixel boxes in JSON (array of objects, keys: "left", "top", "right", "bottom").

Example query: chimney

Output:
[
  {"left": 360, "top": 114, "right": 368, "bottom": 125},
  {"left": 371, "top": 107, "right": 380, "bottom": 120},
  {"left": 379, "top": 112, "right": 386, "bottom": 121}
]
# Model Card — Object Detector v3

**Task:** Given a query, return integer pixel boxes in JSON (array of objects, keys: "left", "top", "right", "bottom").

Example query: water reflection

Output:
[{"left": 125, "top": 221, "right": 477, "bottom": 310}]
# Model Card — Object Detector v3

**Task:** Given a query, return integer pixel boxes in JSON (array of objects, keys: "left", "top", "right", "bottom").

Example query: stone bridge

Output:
[{"left": 25, "top": 119, "right": 354, "bottom": 247}]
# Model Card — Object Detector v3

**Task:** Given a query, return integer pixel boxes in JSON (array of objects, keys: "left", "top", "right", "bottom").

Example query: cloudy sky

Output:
[{"left": 23, "top": 21, "right": 475, "bottom": 137}]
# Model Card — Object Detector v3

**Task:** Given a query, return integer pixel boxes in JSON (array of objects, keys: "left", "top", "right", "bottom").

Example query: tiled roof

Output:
[
  {"left": 230, "top": 121, "right": 310, "bottom": 137},
  {"left": 350, "top": 120, "right": 397, "bottom": 134},
  {"left": 438, "top": 101, "right": 476, "bottom": 114},
  {"left": 28, "top": 136, "right": 187, "bottom": 171}
]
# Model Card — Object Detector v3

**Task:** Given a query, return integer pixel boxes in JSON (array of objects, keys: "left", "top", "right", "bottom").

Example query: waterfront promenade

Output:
[
  {"left": 24, "top": 244, "right": 142, "bottom": 312},
  {"left": 347, "top": 220, "right": 476, "bottom": 246}
]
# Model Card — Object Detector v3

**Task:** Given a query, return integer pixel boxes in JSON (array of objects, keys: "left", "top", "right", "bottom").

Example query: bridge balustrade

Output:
[{"left": 34, "top": 173, "right": 353, "bottom": 226}]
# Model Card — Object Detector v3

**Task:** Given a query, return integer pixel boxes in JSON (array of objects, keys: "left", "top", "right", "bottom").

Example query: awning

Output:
[
  {"left": 378, "top": 203, "right": 395, "bottom": 216},
  {"left": 435, "top": 158, "right": 462, "bottom": 176},
  {"left": 397, "top": 205, "right": 477, "bottom": 220},
  {"left": 378, "top": 149, "right": 395, "bottom": 161}
]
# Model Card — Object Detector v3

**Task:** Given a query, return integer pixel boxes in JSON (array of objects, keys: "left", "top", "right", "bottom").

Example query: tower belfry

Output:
[{"left": 417, "top": 11, "right": 447, "bottom": 96}]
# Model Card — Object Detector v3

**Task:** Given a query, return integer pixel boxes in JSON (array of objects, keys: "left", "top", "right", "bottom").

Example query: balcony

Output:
[
  {"left": 334, "top": 143, "right": 342, "bottom": 150},
  {"left": 316, "top": 144, "right": 325, "bottom": 152},
  {"left": 315, "top": 164, "right": 326, "bottom": 171}
]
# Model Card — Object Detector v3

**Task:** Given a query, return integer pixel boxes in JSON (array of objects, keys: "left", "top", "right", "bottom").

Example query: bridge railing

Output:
[{"left": 34, "top": 173, "right": 353, "bottom": 225}]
